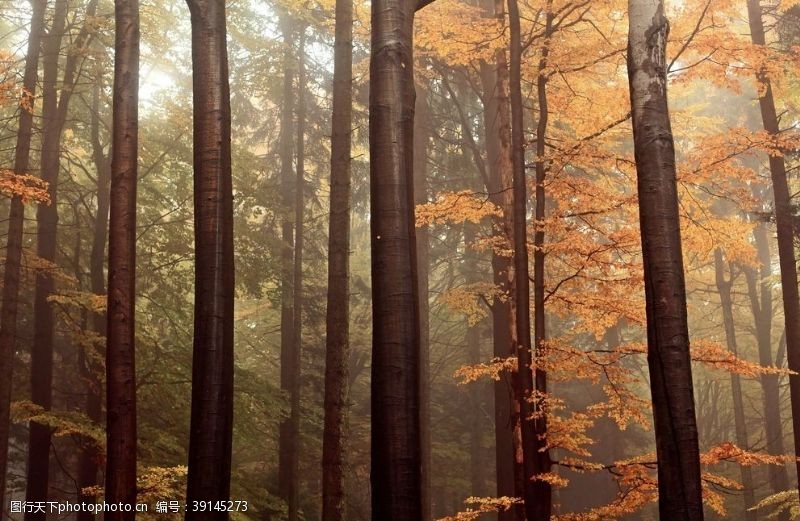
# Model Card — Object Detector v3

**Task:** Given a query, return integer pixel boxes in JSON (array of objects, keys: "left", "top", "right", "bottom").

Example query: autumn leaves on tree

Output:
[{"left": 0, "top": 0, "right": 799, "bottom": 519}]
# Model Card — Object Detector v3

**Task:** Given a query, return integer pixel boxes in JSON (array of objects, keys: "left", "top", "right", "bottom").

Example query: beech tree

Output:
[
  {"left": 627, "top": 0, "right": 703, "bottom": 518},
  {"left": 184, "top": 0, "right": 236, "bottom": 512}
]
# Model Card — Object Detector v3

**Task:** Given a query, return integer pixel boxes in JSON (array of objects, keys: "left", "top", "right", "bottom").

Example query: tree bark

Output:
[
  {"left": 277, "top": 13, "right": 300, "bottom": 521},
  {"left": 0, "top": 0, "right": 46, "bottom": 501},
  {"left": 321, "top": 0, "right": 353, "bottom": 518},
  {"left": 414, "top": 80, "right": 432, "bottom": 521},
  {"left": 104, "top": 0, "right": 139, "bottom": 517},
  {"left": 713, "top": 249, "right": 755, "bottom": 519},
  {"left": 478, "top": 7, "right": 522, "bottom": 513},
  {"left": 746, "top": 0, "right": 800, "bottom": 487},
  {"left": 368, "top": 0, "right": 422, "bottom": 517},
  {"left": 508, "top": 0, "right": 551, "bottom": 518},
  {"left": 744, "top": 221, "right": 790, "bottom": 501},
  {"left": 25, "top": 0, "right": 69, "bottom": 512},
  {"left": 627, "top": 0, "right": 703, "bottom": 518},
  {"left": 184, "top": 0, "right": 235, "bottom": 515},
  {"left": 78, "top": 78, "right": 110, "bottom": 521}
]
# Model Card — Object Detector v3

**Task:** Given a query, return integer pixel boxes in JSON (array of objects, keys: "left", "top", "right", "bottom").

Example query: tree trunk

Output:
[
  {"left": 0, "top": 0, "right": 46, "bottom": 501},
  {"left": 104, "top": 0, "right": 139, "bottom": 517},
  {"left": 277, "top": 13, "right": 299, "bottom": 521},
  {"left": 508, "top": 0, "right": 551, "bottom": 518},
  {"left": 25, "top": 0, "right": 69, "bottom": 511},
  {"left": 744, "top": 221, "right": 790, "bottom": 501},
  {"left": 478, "top": 11, "right": 522, "bottom": 514},
  {"left": 746, "top": 0, "right": 800, "bottom": 487},
  {"left": 78, "top": 73, "right": 111, "bottom": 521},
  {"left": 368, "top": 0, "right": 422, "bottom": 517},
  {"left": 321, "top": 0, "right": 353, "bottom": 518},
  {"left": 713, "top": 249, "right": 756, "bottom": 519},
  {"left": 184, "top": 0, "right": 236, "bottom": 515},
  {"left": 627, "top": 1, "right": 703, "bottom": 518},
  {"left": 414, "top": 80, "right": 432, "bottom": 521}
]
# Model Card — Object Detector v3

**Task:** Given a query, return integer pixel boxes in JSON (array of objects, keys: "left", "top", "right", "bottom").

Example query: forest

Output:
[{"left": 0, "top": 0, "right": 798, "bottom": 519}]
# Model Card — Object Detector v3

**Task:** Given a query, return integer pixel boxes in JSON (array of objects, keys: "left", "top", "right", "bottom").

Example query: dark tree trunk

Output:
[
  {"left": 184, "top": 0, "right": 235, "bottom": 515},
  {"left": 78, "top": 75, "right": 111, "bottom": 521},
  {"left": 26, "top": 0, "right": 69, "bottom": 511},
  {"left": 414, "top": 81, "right": 432, "bottom": 521},
  {"left": 105, "top": 0, "right": 140, "bottom": 517},
  {"left": 746, "top": 0, "right": 800, "bottom": 487},
  {"left": 0, "top": 0, "right": 46, "bottom": 500},
  {"left": 368, "top": 0, "right": 422, "bottom": 518},
  {"left": 277, "top": 14, "right": 299, "bottom": 521},
  {"left": 713, "top": 249, "right": 756, "bottom": 519},
  {"left": 478, "top": 9, "right": 522, "bottom": 514},
  {"left": 508, "top": 0, "right": 551, "bottom": 518},
  {"left": 321, "top": 0, "right": 353, "bottom": 518},
  {"left": 627, "top": 1, "right": 703, "bottom": 518},
  {"left": 744, "top": 222, "right": 790, "bottom": 501}
]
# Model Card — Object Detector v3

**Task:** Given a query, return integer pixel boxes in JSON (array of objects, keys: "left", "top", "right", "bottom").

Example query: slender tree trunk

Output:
[
  {"left": 104, "top": 0, "right": 139, "bottom": 517},
  {"left": 287, "top": 29, "right": 307, "bottom": 521},
  {"left": 321, "top": 0, "right": 353, "bottom": 518},
  {"left": 184, "top": 0, "right": 235, "bottom": 515},
  {"left": 0, "top": 0, "right": 46, "bottom": 500},
  {"left": 25, "top": 1, "right": 68, "bottom": 511},
  {"left": 744, "top": 221, "right": 790, "bottom": 501},
  {"left": 746, "top": 0, "right": 800, "bottom": 486},
  {"left": 627, "top": 1, "right": 703, "bottom": 518},
  {"left": 78, "top": 75, "right": 111, "bottom": 521},
  {"left": 276, "top": 13, "right": 300, "bottom": 521},
  {"left": 369, "top": 0, "right": 422, "bottom": 518},
  {"left": 478, "top": 14, "right": 522, "bottom": 515},
  {"left": 508, "top": 0, "right": 551, "bottom": 518},
  {"left": 531, "top": 5, "right": 553, "bottom": 516},
  {"left": 713, "top": 249, "right": 756, "bottom": 519},
  {"left": 414, "top": 81, "right": 432, "bottom": 521}
]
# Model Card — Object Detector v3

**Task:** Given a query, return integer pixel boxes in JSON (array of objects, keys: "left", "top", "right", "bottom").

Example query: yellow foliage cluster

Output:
[
  {"left": 0, "top": 170, "right": 50, "bottom": 204},
  {"left": 436, "top": 496, "right": 521, "bottom": 521},
  {"left": 437, "top": 282, "right": 504, "bottom": 325},
  {"left": 416, "top": 190, "right": 501, "bottom": 227}
]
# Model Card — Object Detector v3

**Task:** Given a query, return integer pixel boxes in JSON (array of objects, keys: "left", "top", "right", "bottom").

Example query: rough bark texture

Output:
[
  {"left": 713, "top": 249, "right": 755, "bottom": 519},
  {"left": 627, "top": 1, "right": 703, "bottom": 518},
  {"left": 185, "top": 0, "right": 236, "bottom": 516},
  {"left": 744, "top": 221, "right": 790, "bottom": 501},
  {"left": 369, "top": 0, "right": 422, "bottom": 518},
  {"left": 25, "top": 0, "right": 69, "bottom": 511},
  {"left": 414, "top": 81, "right": 432, "bottom": 521},
  {"left": 0, "top": 0, "right": 46, "bottom": 500},
  {"left": 321, "top": 0, "right": 353, "bottom": 518},
  {"left": 746, "top": 0, "right": 800, "bottom": 487},
  {"left": 508, "top": 0, "right": 551, "bottom": 518},
  {"left": 276, "top": 14, "right": 299, "bottom": 521},
  {"left": 105, "top": 0, "right": 140, "bottom": 517}
]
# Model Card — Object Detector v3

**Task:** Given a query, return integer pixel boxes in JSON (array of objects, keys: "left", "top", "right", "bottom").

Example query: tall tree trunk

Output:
[
  {"left": 184, "top": 0, "right": 236, "bottom": 514},
  {"left": 78, "top": 79, "right": 110, "bottom": 521},
  {"left": 627, "top": 1, "right": 703, "bottom": 518},
  {"left": 0, "top": 0, "right": 46, "bottom": 501},
  {"left": 744, "top": 221, "right": 790, "bottom": 501},
  {"left": 713, "top": 249, "right": 756, "bottom": 519},
  {"left": 414, "top": 81, "right": 432, "bottom": 521},
  {"left": 746, "top": 0, "right": 800, "bottom": 487},
  {"left": 508, "top": 0, "right": 551, "bottom": 518},
  {"left": 25, "top": 1, "right": 68, "bottom": 511},
  {"left": 277, "top": 13, "right": 299, "bottom": 521},
  {"left": 478, "top": 11, "right": 522, "bottom": 514},
  {"left": 105, "top": 0, "right": 139, "bottom": 517},
  {"left": 321, "top": 0, "right": 353, "bottom": 517},
  {"left": 531, "top": 5, "right": 553, "bottom": 516},
  {"left": 369, "top": 0, "right": 422, "bottom": 518}
]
